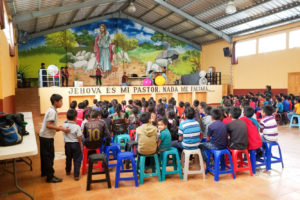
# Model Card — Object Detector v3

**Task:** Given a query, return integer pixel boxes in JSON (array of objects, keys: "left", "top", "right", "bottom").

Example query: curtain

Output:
[
  {"left": 0, "top": 0, "right": 5, "bottom": 29},
  {"left": 231, "top": 41, "right": 238, "bottom": 65}
]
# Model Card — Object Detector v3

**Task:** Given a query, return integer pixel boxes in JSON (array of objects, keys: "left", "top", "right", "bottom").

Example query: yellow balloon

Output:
[{"left": 155, "top": 75, "right": 165, "bottom": 86}]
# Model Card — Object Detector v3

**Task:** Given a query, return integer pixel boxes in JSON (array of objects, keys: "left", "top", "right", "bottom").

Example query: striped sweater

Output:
[{"left": 259, "top": 116, "right": 278, "bottom": 142}]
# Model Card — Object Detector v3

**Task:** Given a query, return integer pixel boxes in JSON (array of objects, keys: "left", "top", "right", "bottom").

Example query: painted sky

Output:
[{"left": 19, "top": 18, "right": 196, "bottom": 51}]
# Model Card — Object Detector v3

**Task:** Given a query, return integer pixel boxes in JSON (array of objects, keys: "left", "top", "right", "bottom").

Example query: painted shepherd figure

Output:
[{"left": 94, "top": 24, "right": 113, "bottom": 77}]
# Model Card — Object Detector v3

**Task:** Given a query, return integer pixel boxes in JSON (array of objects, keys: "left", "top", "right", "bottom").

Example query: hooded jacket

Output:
[{"left": 137, "top": 123, "right": 157, "bottom": 155}]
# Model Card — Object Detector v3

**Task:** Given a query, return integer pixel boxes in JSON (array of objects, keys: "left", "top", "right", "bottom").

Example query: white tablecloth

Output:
[{"left": 0, "top": 112, "right": 38, "bottom": 160}]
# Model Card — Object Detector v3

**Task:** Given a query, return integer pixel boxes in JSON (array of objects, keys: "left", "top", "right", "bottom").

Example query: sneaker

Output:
[{"left": 74, "top": 177, "right": 79, "bottom": 181}]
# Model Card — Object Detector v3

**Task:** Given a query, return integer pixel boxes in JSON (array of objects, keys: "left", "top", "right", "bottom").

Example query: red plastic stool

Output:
[
  {"left": 82, "top": 146, "right": 103, "bottom": 175},
  {"left": 228, "top": 148, "right": 253, "bottom": 176},
  {"left": 129, "top": 129, "right": 136, "bottom": 141}
]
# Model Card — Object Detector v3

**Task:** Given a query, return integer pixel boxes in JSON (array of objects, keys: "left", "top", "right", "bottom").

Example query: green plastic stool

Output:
[
  {"left": 137, "top": 153, "right": 161, "bottom": 184},
  {"left": 160, "top": 147, "right": 183, "bottom": 181},
  {"left": 115, "top": 134, "right": 130, "bottom": 150}
]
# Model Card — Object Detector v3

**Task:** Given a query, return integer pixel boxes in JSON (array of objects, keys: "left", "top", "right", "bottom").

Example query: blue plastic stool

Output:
[
  {"left": 115, "top": 134, "right": 130, "bottom": 150},
  {"left": 105, "top": 144, "right": 122, "bottom": 168},
  {"left": 263, "top": 141, "right": 284, "bottom": 171},
  {"left": 289, "top": 115, "right": 300, "bottom": 129},
  {"left": 115, "top": 152, "right": 138, "bottom": 188},
  {"left": 205, "top": 149, "right": 236, "bottom": 181},
  {"left": 100, "top": 137, "right": 114, "bottom": 153},
  {"left": 160, "top": 147, "right": 183, "bottom": 181},
  {"left": 137, "top": 153, "right": 161, "bottom": 184},
  {"left": 249, "top": 148, "right": 266, "bottom": 174}
]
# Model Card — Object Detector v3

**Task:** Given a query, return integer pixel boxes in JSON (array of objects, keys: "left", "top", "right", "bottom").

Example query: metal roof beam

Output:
[
  {"left": 151, "top": 11, "right": 173, "bottom": 25},
  {"left": 52, "top": 0, "right": 65, "bottom": 28},
  {"left": 13, "top": 0, "right": 125, "bottom": 24},
  {"left": 28, "top": 13, "right": 118, "bottom": 39},
  {"left": 70, "top": 0, "right": 86, "bottom": 24},
  {"left": 9, "top": 0, "right": 17, "bottom": 15},
  {"left": 154, "top": 0, "right": 232, "bottom": 43},
  {"left": 216, "top": 1, "right": 300, "bottom": 31},
  {"left": 119, "top": 12, "right": 201, "bottom": 50},
  {"left": 231, "top": 15, "right": 300, "bottom": 37},
  {"left": 34, "top": 0, "right": 42, "bottom": 32},
  {"left": 137, "top": 4, "right": 159, "bottom": 19}
]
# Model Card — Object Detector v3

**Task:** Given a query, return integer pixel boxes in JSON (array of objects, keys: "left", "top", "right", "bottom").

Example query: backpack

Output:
[
  {"left": 112, "top": 118, "right": 127, "bottom": 135},
  {"left": 0, "top": 115, "right": 23, "bottom": 146},
  {"left": 5, "top": 113, "right": 29, "bottom": 136}
]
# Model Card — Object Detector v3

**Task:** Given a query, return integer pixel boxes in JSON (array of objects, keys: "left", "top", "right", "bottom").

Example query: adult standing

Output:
[
  {"left": 95, "top": 66, "right": 102, "bottom": 86},
  {"left": 39, "top": 63, "right": 47, "bottom": 87},
  {"left": 121, "top": 72, "right": 128, "bottom": 86},
  {"left": 94, "top": 24, "right": 112, "bottom": 78},
  {"left": 65, "top": 66, "right": 69, "bottom": 87}
]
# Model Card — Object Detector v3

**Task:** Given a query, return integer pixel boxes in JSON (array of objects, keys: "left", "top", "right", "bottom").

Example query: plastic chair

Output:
[
  {"left": 205, "top": 149, "right": 235, "bottom": 181},
  {"left": 263, "top": 141, "right": 284, "bottom": 171},
  {"left": 137, "top": 153, "right": 161, "bottom": 184},
  {"left": 86, "top": 154, "right": 111, "bottom": 191},
  {"left": 228, "top": 148, "right": 253, "bottom": 176},
  {"left": 115, "top": 134, "right": 130, "bottom": 150},
  {"left": 160, "top": 147, "right": 183, "bottom": 181},
  {"left": 181, "top": 148, "right": 205, "bottom": 181},
  {"left": 104, "top": 144, "right": 121, "bottom": 168},
  {"left": 289, "top": 115, "right": 300, "bottom": 129},
  {"left": 115, "top": 152, "right": 138, "bottom": 188},
  {"left": 82, "top": 146, "right": 102, "bottom": 175},
  {"left": 129, "top": 129, "right": 136, "bottom": 141}
]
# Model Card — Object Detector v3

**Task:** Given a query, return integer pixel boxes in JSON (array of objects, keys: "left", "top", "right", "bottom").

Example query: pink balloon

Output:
[{"left": 143, "top": 78, "right": 152, "bottom": 86}]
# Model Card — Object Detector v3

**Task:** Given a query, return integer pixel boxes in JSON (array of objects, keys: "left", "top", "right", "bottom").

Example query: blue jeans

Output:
[
  {"left": 171, "top": 140, "right": 183, "bottom": 156},
  {"left": 199, "top": 142, "right": 219, "bottom": 162}
]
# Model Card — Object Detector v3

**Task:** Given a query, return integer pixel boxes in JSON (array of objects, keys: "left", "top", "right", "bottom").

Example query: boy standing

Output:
[
  {"left": 39, "top": 94, "right": 70, "bottom": 183},
  {"left": 136, "top": 112, "right": 157, "bottom": 155},
  {"left": 227, "top": 107, "right": 248, "bottom": 150},
  {"left": 260, "top": 105, "right": 278, "bottom": 142},
  {"left": 63, "top": 109, "right": 82, "bottom": 180}
]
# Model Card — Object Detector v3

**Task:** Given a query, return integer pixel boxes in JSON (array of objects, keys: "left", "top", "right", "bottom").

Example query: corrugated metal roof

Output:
[{"left": 6, "top": 0, "right": 300, "bottom": 45}]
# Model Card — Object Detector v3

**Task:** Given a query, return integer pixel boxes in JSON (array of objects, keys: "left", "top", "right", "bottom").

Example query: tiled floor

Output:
[{"left": 1, "top": 94, "right": 300, "bottom": 199}]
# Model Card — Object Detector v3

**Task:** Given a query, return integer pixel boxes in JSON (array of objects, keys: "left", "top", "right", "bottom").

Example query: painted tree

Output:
[
  {"left": 75, "top": 30, "right": 95, "bottom": 51},
  {"left": 45, "top": 30, "right": 77, "bottom": 51},
  {"left": 182, "top": 49, "right": 201, "bottom": 73},
  {"left": 151, "top": 32, "right": 186, "bottom": 49},
  {"left": 112, "top": 32, "right": 138, "bottom": 51}
]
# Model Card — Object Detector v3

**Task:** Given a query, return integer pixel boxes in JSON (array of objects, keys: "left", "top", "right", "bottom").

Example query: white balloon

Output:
[{"left": 47, "top": 65, "right": 59, "bottom": 76}]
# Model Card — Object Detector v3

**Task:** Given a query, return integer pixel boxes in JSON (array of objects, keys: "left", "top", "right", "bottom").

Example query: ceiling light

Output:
[
  {"left": 226, "top": 1, "right": 237, "bottom": 15},
  {"left": 128, "top": 2, "right": 136, "bottom": 13}
]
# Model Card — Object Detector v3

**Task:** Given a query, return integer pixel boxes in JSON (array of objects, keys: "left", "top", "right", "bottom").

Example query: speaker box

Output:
[{"left": 223, "top": 47, "right": 231, "bottom": 57}]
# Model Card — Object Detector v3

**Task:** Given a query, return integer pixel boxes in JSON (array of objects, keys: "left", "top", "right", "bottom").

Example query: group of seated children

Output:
[{"left": 40, "top": 92, "right": 284, "bottom": 183}]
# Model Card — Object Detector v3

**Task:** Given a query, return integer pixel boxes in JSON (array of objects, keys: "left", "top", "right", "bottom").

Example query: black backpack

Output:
[{"left": 0, "top": 115, "right": 23, "bottom": 146}]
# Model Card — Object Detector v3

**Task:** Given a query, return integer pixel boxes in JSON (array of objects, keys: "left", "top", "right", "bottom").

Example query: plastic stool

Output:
[
  {"left": 228, "top": 148, "right": 253, "bottom": 176},
  {"left": 160, "top": 147, "right": 183, "bottom": 181},
  {"left": 205, "top": 149, "right": 235, "bottom": 181},
  {"left": 115, "top": 134, "right": 130, "bottom": 150},
  {"left": 82, "top": 146, "right": 103, "bottom": 175},
  {"left": 86, "top": 154, "right": 111, "bottom": 190},
  {"left": 249, "top": 148, "right": 266, "bottom": 174},
  {"left": 137, "top": 153, "right": 161, "bottom": 184},
  {"left": 289, "top": 115, "right": 300, "bottom": 129},
  {"left": 105, "top": 144, "right": 121, "bottom": 168},
  {"left": 115, "top": 152, "right": 138, "bottom": 188},
  {"left": 181, "top": 149, "right": 205, "bottom": 181},
  {"left": 263, "top": 142, "right": 284, "bottom": 171}
]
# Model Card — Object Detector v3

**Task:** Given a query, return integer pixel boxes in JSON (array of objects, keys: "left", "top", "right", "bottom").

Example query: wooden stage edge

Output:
[{"left": 38, "top": 85, "right": 226, "bottom": 114}]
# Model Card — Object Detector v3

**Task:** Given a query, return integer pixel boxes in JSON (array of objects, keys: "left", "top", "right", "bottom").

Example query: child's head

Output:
[
  {"left": 100, "top": 109, "right": 109, "bottom": 119},
  {"left": 50, "top": 94, "right": 63, "bottom": 108},
  {"left": 229, "top": 107, "right": 242, "bottom": 119},
  {"left": 223, "top": 107, "right": 231, "bottom": 117},
  {"left": 84, "top": 100, "right": 89, "bottom": 107},
  {"left": 204, "top": 106, "right": 212, "bottom": 115},
  {"left": 193, "top": 100, "right": 199, "bottom": 107},
  {"left": 184, "top": 107, "right": 195, "bottom": 119},
  {"left": 276, "top": 97, "right": 282, "bottom": 103},
  {"left": 210, "top": 108, "right": 222, "bottom": 121},
  {"left": 140, "top": 112, "right": 151, "bottom": 124},
  {"left": 83, "top": 109, "right": 91, "bottom": 120},
  {"left": 142, "top": 101, "right": 149, "bottom": 108},
  {"left": 184, "top": 102, "right": 190, "bottom": 108},
  {"left": 157, "top": 117, "right": 168, "bottom": 131},
  {"left": 93, "top": 99, "right": 97, "bottom": 105},
  {"left": 67, "top": 109, "right": 77, "bottom": 121},
  {"left": 179, "top": 101, "right": 184, "bottom": 108},
  {"left": 132, "top": 106, "right": 139, "bottom": 115},
  {"left": 297, "top": 98, "right": 300, "bottom": 104},
  {"left": 78, "top": 102, "right": 85, "bottom": 109},
  {"left": 121, "top": 100, "right": 126, "bottom": 106},
  {"left": 262, "top": 105, "right": 274, "bottom": 117},
  {"left": 90, "top": 110, "right": 101, "bottom": 119},
  {"left": 70, "top": 100, "right": 77, "bottom": 109},
  {"left": 128, "top": 99, "right": 133, "bottom": 105},
  {"left": 223, "top": 99, "right": 232, "bottom": 108},
  {"left": 148, "top": 105, "right": 155, "bottom": 113},
  {"left": 167, "top": 110, "right": 176, "bottom": 120},
  {"left": 244, "top": 106, "right": 255, "bottom": 118}
]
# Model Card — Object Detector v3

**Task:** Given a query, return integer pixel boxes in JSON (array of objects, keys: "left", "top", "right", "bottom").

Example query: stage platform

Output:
[{"left": 38, "top": 85, "right": 228, "bottom": 114}]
